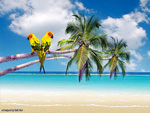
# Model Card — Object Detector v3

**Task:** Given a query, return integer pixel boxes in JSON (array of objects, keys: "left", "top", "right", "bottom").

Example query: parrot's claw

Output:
[
  {"left": 48, "top": 50, "right": 50, "bottom": 54},
  {"left": 31, "top": 52, "right": 35, "bottom": 55}
]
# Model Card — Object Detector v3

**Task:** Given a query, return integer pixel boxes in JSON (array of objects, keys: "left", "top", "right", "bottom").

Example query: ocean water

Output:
[{"left": 0, "top": 74, "right": 150, "bottom": 94}]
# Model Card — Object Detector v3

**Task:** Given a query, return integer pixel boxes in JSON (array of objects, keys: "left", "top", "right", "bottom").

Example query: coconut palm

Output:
[
  {"left": 104, "top": 37, "right": 130, "bottom": 78},
  {"left": 57, "top": 14, "right": 107, "bottom": 82}
]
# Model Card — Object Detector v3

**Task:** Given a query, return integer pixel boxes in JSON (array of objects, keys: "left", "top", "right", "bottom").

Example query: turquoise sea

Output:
[{"left": 1, "top": 73, "right": 150, "bottom": 94}]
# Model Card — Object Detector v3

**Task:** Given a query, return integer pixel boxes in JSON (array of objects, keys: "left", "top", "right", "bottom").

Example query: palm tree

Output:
[
  {"left": 57, "top": 14, "right": 107, "bottom": 82},
  {"left": 104, "top": 37, "right": 130, "bottom": 78}
]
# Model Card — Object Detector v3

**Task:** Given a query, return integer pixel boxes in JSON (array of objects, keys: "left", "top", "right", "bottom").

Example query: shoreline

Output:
[
  {"left": 1, "top": 90, "right": 150, "bottom": 106},
  {"left": 5, "top": 73, "right": 150, "bottom": 76},
  {"left": 1, "top": 103, "right": 150, "bottom": 107}
]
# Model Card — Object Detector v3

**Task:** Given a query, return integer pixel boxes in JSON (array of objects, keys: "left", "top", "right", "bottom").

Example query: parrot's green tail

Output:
[
  {"left": 40, "top": 65, "right": 45, "bottom": 73},
  {"left": 36, "top": 51, "right": 45, "bottom": 73},
  {"left": 37, "top": 51, "right": 41, "bottom": 62},
  {"left": 40, "top": 52, "right": 46, "bottom": 73}
]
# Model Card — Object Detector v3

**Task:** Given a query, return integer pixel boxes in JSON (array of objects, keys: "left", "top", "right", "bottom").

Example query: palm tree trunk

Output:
[
  {"left": 0, "top": 49, "right": 77, "bottom": 64},
  {"left": 110, "top": 69, "right": 114, "bottom": 78},
  {"left": 0, "top": 56, "right": 72, "bottom": 77},
  {"left": 79, "top": 64, "right": 86, "bottom": 82}
]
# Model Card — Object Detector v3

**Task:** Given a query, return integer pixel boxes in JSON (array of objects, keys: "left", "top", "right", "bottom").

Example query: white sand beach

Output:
[{"left": 1, "top": 90, "right": 150, "bottom": 113}]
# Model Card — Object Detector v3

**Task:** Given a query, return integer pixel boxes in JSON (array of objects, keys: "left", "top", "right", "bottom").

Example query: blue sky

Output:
[{"left": 0, "top": 0, "right": 150, "bottom": 72}]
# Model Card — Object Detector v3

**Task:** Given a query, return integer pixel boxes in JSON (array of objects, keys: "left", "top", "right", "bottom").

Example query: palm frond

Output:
[
  {"left": 65, "top": 58, "right": 74, "bottom": 75},
  {"left": 65, "top": 51, "right": 78, "bottom": 75},
  {"left": 104, "top": 59, "right": 111, "bottom": 69},
  {"left": 87, "top": 18, "right": 101, "bottom": 34},
  {"left": 86, "top": 15, "right": 94, "bottom": 28},
  {"left": 57, "top": 39, "right": 74, "bottom": 47},
  {"left": 88, "top": 49, "right": 103, "bottom": 75},
  {"left": 118, "top": 39, "right": 127, "bottom": 50},
  {"left": 118, "top": 59, "right": 126, "bottom": 77},
  {"left": 110, "top": 37, "right": 117, "bottom": 48},
  {"left": 75, "top": 45, "right": 88, "bottom": 70},
  {"left": 89, "top": 35, "right": 107, "bottom": 49},
  {"left": 118, "top": 43, "right": 127, "bottom": 52},
  {"left": 119, "top": 52, "right": 130, "bottom": 63},
  {"left": 57, "top": 44, "right": 74, "bottom": 51},
  {"left": 84, "top": 59, "right": 93, "bottom": 81},
  {"left": 65, "top": 22, "right": 80, "bottom": 34},
  {"left": 114, "top": 66, "right": 119, "bottom": 79},
  {"left": 73, "top": 14, "right": 84, "bottom": 32}
]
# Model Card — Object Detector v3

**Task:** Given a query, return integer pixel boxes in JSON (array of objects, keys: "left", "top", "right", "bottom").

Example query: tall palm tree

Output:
[
  {"left": 104, "top": 37, "right": 130, "bottom": 78},
  {"left": 57, "top": 14, "right": 107, "bottom": 82}
]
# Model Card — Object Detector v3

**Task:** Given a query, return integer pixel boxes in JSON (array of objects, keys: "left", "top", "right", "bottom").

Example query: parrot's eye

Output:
[
  {"left": 30, "top": 35, "right": 32, "bottom": 38},
  {"left": 27, "top": 34, "right": 32, "bottom": 40},
  {"left": 29, "top": 35, "right": 32, "bottom": 38},
  {"left": 48, "top": 32, "right": 53, "bottom": 37}
]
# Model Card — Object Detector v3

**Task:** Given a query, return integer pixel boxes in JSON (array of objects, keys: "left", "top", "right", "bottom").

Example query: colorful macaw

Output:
[
  {"left": 27, "top": 34, "right": 41, "bottom": 62},
  {"left": 40, "top": 31, "right": 53, "bottom": 73}
]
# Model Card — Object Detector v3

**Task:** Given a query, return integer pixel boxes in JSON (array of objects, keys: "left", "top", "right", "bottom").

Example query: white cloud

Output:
[
  {"left": 141, "top": 68, "right": 146, "bottom": 72},
  {"left": 126, "top": 60, "right": 137, "bottom": 71},
  {"left": 140, "top": 0, "right": 149, "bottom": 7},
  {"left": 75, "top": 1, "right": 86, "bottom": 10},
  {"left": 129, "top": 50, "right": 143, "bottom": 61},
  {"left": 140, "top": 0, "right": 150, "bottom": 12},
  {"left": 60, "top": 61, "right": 67, "bottom": 66},
  {"left": 148, "top": 51, "right": 150, "bottom": 56},
  {"left": 102, "top": 11, "right": 147, "bottom": 50},
  {"left": 75, "top": 1, "right": 90, "bottom": 12},
  {"left": 0, "top": 0, "right": 32, "bottom": 15},
  {"left": 130, "top": 11, "right": 149, "bottom": 23},
  {"left": 141, "top": 68, "right": 150, "bottom": 72},
  {"left": 0, "top": 0, "right": 91, "bottom": 50}
]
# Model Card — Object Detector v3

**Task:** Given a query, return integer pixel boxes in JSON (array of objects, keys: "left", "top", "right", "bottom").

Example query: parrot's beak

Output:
[
  {"left": 27, "top": 37, "right": 29, "bottom": 40},
  {"left": 51, "top": 35, "right": 53, "bottom": 39}
]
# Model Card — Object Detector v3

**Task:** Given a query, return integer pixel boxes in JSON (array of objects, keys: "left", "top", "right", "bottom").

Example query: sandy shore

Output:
[
  {"left": 1, "top": 90, "right": 150, "bottom": 113},
  {"left": 1, "top": 105, "right": 150, "bottom": 113}
]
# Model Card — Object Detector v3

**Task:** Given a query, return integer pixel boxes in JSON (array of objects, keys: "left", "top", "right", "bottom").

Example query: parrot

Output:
[
  {"left": 27, "top": 34, "right": 42, "bottom": 68},
  {"left": 40, "top": 31, "right": 54, "bottom": 73}
]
